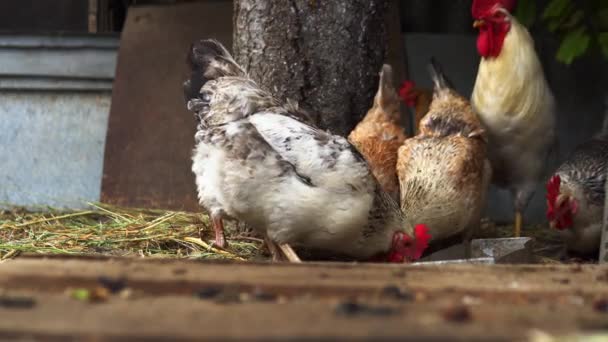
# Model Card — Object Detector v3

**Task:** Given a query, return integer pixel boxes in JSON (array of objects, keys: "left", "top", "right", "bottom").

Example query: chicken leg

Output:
[
  {"left": 211, "top": 213, "right": 226, "bottom": 248},
  {"left": 264, "top": 236, "right": 284, "bottom": 262},
  {"left": 279, "top": 243, "right": 302, "bottom": 263},
  {"left": 264, "top": 236, "right": 301, "bottom": 263},
  {"left": 463, "top": 228, "right": 475, "bottom": 259},
  {"left": 514, "top": 211, "right": 522, "bottom": 237}
]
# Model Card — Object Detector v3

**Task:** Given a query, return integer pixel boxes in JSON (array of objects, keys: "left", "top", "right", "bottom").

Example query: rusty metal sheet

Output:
[{"left": 101, "top": 1, "right": 232, "bottom": 211}]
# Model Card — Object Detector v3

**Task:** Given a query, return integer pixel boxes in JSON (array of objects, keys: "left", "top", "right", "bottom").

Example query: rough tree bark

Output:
[{"left": 233, "top": 0, "right": 388, "bottom": 136}]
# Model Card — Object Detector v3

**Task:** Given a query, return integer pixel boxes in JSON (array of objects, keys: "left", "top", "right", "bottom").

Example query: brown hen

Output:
[
  {"left": 398, "top": 80, "right": 432, "bottom": 135},
  {"left": 397, "top": 59, "right": 492, "bottom": 254},
  {"left": 348, "top": 64, "right": 407, "bottom": 200}
]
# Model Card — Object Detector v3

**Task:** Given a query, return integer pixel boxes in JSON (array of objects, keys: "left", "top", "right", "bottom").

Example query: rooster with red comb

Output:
[{"left": 471, "top": 0, "right": 558, "bottom": 237}]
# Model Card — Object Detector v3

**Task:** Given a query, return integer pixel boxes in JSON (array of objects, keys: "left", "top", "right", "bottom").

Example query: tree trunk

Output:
[
  {"left": 601, "top": 170, "right": 608, "bottom": 263},
  {"left": 601, "top": 95, "right": 608, "bottom": 263},
  {"left": 233, "top": 0, "right": 388, "bottom": 136}
]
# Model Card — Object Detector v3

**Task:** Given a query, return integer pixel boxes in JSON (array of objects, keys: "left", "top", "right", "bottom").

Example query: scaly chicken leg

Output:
[
  {"left": 514, "top": 211, "right": 522, "bottom": 237},
  {"left": 279, "top": 243, "right": 302, "bottom": 263},
  {"left": 211, "top": 213, "right": 226, "bottom": 248},
  {"left": 264, "top": 236, "right": 284, "bottom": 262},
  {"left": 264, "top": 236, "right": 301, "bottom": 263}
]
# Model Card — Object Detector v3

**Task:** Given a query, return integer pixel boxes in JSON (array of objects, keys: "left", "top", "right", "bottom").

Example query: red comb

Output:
[
  {"left": 412, "top": 224, "right": 431, "bottom": 260},
  {"left": 472, "top": 0, "right": 517, "bottom": 19},
  {"left": 398, "top": 80, "right": 417, "bottom": 107},
  {"left": 387, "top": 226, "right": 432, "bottom": 263},
  {"left": 545, "top": 175, "right": 561, "bottom": 220},
  {"left": 546, "top": 175, "right": 561, "bottom": 203}
]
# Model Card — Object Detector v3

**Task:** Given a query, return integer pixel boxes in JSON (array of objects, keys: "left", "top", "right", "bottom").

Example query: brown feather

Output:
[
  {"left": 397, "top": 60, "right": 491, "bottom": 243},
  {"left": 348, "top": 64, "right": 407, "bottom": 200}
]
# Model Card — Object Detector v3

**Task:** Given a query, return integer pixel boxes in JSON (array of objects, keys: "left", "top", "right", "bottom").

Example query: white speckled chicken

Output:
[
  {"left": 183, "top": 39, "right": 430, "bottom": 262},
  {"left": 471, "top": 0, "right": 557, "bottom": 237},
  {"left": 397, "top": 59, "right": 491, "bottom": 251},
  {"left": 546, "top": 101, "right": 608, "bottom": 255}
]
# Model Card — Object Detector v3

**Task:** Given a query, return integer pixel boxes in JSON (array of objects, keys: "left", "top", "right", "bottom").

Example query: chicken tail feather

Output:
[
  {"left": 427, "top": 57, "right": 454, "bottom": 94},
  {"left": 183, "top": 39, "right": 246, "bottom": 103}
]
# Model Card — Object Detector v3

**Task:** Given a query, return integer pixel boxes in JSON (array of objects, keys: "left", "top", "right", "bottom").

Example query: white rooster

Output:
[
  {"left": 182, "top": 39, "right": 430, "bottom": 262},
  {"left": 471, "top": 0, "right": 557, "bottom": 236}
]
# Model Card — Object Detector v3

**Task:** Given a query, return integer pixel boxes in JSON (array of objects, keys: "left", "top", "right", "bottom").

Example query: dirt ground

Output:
[{"left": 0, "top": 255, "right": 607, "bottom": 341}]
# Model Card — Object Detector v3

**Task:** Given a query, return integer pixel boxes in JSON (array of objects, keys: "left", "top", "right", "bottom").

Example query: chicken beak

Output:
[
  {"left": 555, "top": 194, "right": 567, "bottom": 208},
  {"left": 549, "top": 221, "right": 556, "bottom": 230},
  {"left": 473, "top": 20, "right": 484, "bottom": 28}
]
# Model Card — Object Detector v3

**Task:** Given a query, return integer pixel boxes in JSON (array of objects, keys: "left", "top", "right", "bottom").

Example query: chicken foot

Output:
[
  {"left": 264, "top": 236, "right": 302, "bottom": 263},
  {"left": 279, "top": 243, "right": 302, "bottom": 263},
  {"left": 514, "top": 211, "right": 522, "bottom": 237},
  {"left": 211, "top": 213, "right": 226, "bottom": 248},
  {"left": 264, "top": 236, "right": 285, "bottom": 262}
]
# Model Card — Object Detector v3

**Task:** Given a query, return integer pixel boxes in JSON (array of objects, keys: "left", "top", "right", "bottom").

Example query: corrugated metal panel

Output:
[
  {"left": 0, "top": 34, "right": 118, "bottom": 209},
  {"left": 0, "top": 34, "right": 117, "bottom": 90},
  {"left": 0, "top": 93, "right": 111, "bottom": 209}
]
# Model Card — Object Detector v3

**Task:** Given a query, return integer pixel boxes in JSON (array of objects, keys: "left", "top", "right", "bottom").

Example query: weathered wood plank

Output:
[{"left": 0, "top": 256, "right": 608, "bottom": 340}]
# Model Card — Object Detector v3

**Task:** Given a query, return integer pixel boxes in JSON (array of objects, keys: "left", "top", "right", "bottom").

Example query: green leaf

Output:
[
  {"left": 556, "top": 28, "right": 591, "bottom": 64},
  {"left": 547, "top": 17, "right": 563, "bottom": 32},
  {"left": 562, "top": 10, "right": 584, "bottom": 29},
  {"left": 542, "top": 0, "right": 572, "bottom": 20},
  {"left": 597, "top": 9, "right": 608, "bottom": 30},
  {"left": 515, "top": 0, "right": 537, "bottom": 28},
  {"left": 598, "top": 32, "right": 608, "bottom": 59}
]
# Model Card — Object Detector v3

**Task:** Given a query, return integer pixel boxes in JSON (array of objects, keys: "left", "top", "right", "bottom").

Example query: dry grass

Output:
[
  {"left": 0, "top": 203, "right": 265, "bottom": 261},
  {"left": 0, "top": 203, "right": 579, "bottom": 263}
]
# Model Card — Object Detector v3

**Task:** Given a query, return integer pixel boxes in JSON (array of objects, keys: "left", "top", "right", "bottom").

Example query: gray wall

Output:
[
  {"left": 0, "top": 0, "right": 88, "bottom": 32},
  {"left": 0, "top": 93, "right": 111, "bottom": 209},
  {"left": 0, "top": 35, "right": 117, "bottom": 210},
  {"left": 405, "top": 33, "right": 608, "bottom": 224}
]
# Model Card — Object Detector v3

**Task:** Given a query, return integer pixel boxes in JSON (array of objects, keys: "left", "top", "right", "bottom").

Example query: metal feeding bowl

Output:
[{"left": 414, "top": 237, "right": 535, "bottom": 265}]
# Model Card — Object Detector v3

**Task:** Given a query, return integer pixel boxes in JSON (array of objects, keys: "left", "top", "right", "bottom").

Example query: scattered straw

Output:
[
  {"left": 0, "top": 203, "right": 264, "bottom": 260},
  {"left": 182, "top": 237, "right": 246, "bottom": 261},
  {"left": 11, "top": 211, "right": 96, "bottom": 228}
]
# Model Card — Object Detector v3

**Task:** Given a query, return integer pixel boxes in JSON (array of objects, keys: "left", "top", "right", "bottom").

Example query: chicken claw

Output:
[
  {"left": 264, "top": 236, "right": 284, "bottom": 262},
  {"left": 279, "top": 243, "right": 302, "bottom": 263},
  {"left": 264, "top": 236, "right": 301, "bottom": 263}
]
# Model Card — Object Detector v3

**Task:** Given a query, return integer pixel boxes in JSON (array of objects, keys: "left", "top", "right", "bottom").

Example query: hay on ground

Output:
[
  {"left": 0, "top": 203, "right": 578, "bottom": 263},
  {"left": 0, "top": 203, "right": 264, "bottom": 261}
]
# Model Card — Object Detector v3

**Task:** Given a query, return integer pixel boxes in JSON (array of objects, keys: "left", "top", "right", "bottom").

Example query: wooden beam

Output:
[{"left": 0, "top": 256, "right": 607, "bottom": 340}]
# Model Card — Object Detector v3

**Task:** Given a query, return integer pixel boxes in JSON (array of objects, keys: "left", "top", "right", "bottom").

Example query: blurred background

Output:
[{"left": 0, "top": 0, "right": 606, "bottom": 224}]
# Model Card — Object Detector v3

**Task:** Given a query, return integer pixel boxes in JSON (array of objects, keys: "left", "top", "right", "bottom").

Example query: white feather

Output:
[
  {"left": 192, "top": 114, "right": 398, "bottom": 259},
  {"left": 471, "top": 16, "right": 557, "bottom": 208}
]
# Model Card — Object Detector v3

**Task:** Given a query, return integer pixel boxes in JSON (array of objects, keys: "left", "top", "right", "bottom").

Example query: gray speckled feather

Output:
[
  {"left": 557, "top": 136, "right": 608, "bottom": 206},
  {"left": 184, "top": 39, "right": 412, "bottom": 260}
]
